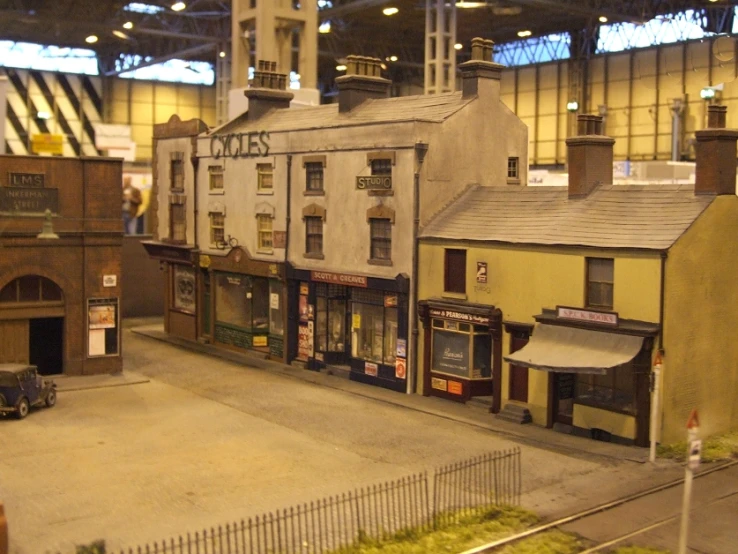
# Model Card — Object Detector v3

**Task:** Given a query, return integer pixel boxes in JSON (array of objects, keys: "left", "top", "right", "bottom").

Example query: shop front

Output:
[
  {"left": 198, "top": 248, "right": 286, "bottom": 361},
  {"left": 504, "top": 307, "right": 658, "bottom": 446},
  {"left": 288, "top": 269, "right": 409, "bottom": 392},
  {"left": 418, "top": 300, "right": 503, "bottom": 408}
]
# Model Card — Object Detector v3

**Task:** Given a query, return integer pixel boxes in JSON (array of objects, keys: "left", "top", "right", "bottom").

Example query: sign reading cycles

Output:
[{"left": 210, "top": 131, "right": 271, "bottom": 159}]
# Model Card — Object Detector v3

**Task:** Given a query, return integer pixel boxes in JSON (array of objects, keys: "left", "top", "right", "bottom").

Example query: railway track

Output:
[{"left": 461, "top": 459, "right": 738, "bottom": 554}]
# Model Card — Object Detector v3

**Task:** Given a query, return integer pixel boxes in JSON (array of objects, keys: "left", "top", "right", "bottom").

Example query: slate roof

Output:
[
  {"left": 420, "top": 184, "right": 715, "bottom": 250},
  {"left": 212, "top": 91, "right": 471, "bottom": 134}
]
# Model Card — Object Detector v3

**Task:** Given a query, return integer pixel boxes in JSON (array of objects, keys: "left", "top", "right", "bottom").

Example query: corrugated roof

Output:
[
  {"left": 212, "top": 91, "right": 471, "bottom": 134},
  {"left": 420, "top": 184, "right": 715, "bottom": 250}
]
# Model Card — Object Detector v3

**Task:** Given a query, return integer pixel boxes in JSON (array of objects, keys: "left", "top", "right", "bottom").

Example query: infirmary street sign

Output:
[{"left": 210, "top": 131, "right": 271, "bottom": 159}]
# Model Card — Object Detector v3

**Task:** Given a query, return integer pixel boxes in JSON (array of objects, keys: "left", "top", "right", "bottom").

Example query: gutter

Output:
[
  {"left": 410, "top": 142, "right": 429, "bottom": 395},
  {"left": 659, "top": 250, "right": 667, "bottom": 352}
]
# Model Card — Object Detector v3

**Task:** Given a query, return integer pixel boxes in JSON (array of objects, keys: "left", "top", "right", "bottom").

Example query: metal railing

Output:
[{"left": 110, "top": 448, "right": 521, "bottom": 554}]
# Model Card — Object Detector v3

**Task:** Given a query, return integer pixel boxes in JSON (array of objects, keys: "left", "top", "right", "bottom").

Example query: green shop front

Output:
[{"left": 198, "top": 247, "right": 287, "bottom": 361}]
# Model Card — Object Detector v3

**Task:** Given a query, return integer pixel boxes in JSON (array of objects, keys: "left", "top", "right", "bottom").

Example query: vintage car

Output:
[{"left": 0, "top": 364, "right": 56, "bottom": 419}]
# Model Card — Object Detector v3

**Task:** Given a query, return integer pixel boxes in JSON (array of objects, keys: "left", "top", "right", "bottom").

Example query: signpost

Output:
[
  {"left": 678, "top": 409, "right": 700, "bottom": 554},
  {"left": 649, "top": 351, "right": 663, "bottom": 463}
]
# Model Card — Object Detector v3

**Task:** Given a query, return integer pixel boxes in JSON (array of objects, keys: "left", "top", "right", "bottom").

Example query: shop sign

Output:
[
  {"left": 556, "top": 306, "right": 618, "bottom": 326},
  {"left": 253, "top": 336, "right": 268, "bottom": 347},
  {"left": 311, "top": 271, "right": 368, "bottom": 288},
  {"left": 209, "top": 131, "right": 270, "bottom": 159},
  {"left": 199, "top": 255, "right": 212, "bottom": 269},
  {"left": 273, "top": 231, "right": 286, "bottom": 249},
  {"left": 300, "top": 283, "right": 309, "bottom": 296},
  {"left": 142, "top": 242, "right": 193, "bottom": 263},
  {"left": 31, "top": 133, "right": 64, "bottom": 155},
  {"left": 431, "top": 377, "right": 447, "bottom": 392},
  {"left": 227, "top": 276, "right": 242, "bottom": 286},
  {"left": 174, "top": 265, "right": 196, "bottom": 313},
  {"left": 476, "top": 262, "right": 488, "bottom": 284},
  {"left": 396, "top": 338, "right": 407, "bottom": 359},
  {"left": 0, "top": 187, "right": 58, "bottom": 214},
  {"left": 395, "top": 358, "right": 406, "bottom": 379},
  {"left": 270, "top": 292, "right": 280, "bottom": 310},
  {"left": 352, "top": 314, "right": 361, "bottom": 329},
  {"left": 103, "top": 275, "right": 117, "bottom": 288},
  {"left": 432, "top": 331, "right": 470, "bottom": 375},
  {"left": 8, "top": 172, "right": 44, "bottom": 187},
  {"left": 428, "top": 308, "right": 490, "bottom": 326},
  {"left": 448, "top": 381, "right": 463, "bottom": 395},
  {"left": 356, "top": 175, "right": 392, "bottom": 191},
  {"left": 365, "top": 362, "right": 378, "bottom": 377},
  {"left": 384, "top": 295, "right": 398, "bottom": 308}
]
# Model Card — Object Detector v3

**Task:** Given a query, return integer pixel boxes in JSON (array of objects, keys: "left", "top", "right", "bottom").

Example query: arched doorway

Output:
[{"left": 0, "top": 275, "right": 64, "bottom": 375}]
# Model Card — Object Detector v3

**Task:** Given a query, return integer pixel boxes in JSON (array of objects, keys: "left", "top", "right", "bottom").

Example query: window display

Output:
[
  {"left": 351, "top": 290, "right": 398, "bottom": 365},
  {"left": 576, "top": 364, "right": 635, "bottom": 414},
  {"left": 252, "top": 277, "right": 269, "bottom": 331},
  {"left": 269, "top": 280, "right": 284, "bottom": 336},
  {"left": 172, "top": 265, "right": 195, "bottom": 313},
  {"left": 328, "top": 299, "right": 346, "bottom": 352},
  {"left": 214, "top": 273, "right": 251, "bottom": 329},
  {"left": 316, "top": 296, "right": 328, "bottom": 351},
  {"left": 430, "top": 319, "right": 492, "bottom": 380}
]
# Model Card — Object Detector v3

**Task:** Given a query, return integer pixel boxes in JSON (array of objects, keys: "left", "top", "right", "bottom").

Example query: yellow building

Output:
[{"left": 416, "top": 107, "right": 738, "bottom": 447}]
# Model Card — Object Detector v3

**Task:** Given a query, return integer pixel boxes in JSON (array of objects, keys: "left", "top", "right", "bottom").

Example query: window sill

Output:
[
  {"left": 257, "top": 190, "right": 274, "bottom": 195},
  {"left": 507, "top": 178, "right": 521, "bottom": 185},
  {"left": 368, "top": 258, "right": 393, "bottom": 266},
  {"left": 368, "top": 190, "right": 394, "bottom": 197},
  {"left": 574, "top": 400, "right": 635, "bottom": 417},
  {"left": 256, "top": 249, "right": 274, "bottom": 255},
  {"left": 304, "top": 252, "right": 325, "bottom": 260},
  {"left": 170, "top": 188, "right": 185, "bottom": 194},
  {"left": 442, "top": 291, "right": 468, "bottom": 301},
  {"left": 304, "top": 190, "right": 325, "bottom": 196},
  {"left": 209, "top": 189, "right": 225, "bottom": 195}
]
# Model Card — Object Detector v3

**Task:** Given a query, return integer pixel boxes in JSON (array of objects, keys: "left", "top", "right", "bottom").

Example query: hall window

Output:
[
  {"left": 431, "top": 319, "right": 491, "bottom": 380},
  {"left": 209, "top": 212, "right": 225, "bottom": 246},
  {"left": 370, "top": 218, "right": 391, "bottom": 262},
  {"left": 305, "top": 162, "right": 324, "bottom": 192},
  {"left": 257, "top": 163, "right": 273, "bottom": 191},
  {"left": 586, "top": 257, "right": 614, "bottom": 309},
  {"left": 305, "top": 216, "right": 323, "bottom": 255},
  {"left": 257, "top": 214, "right": 273, "bottom": 251},
  {"left": 371, "top": 158, "right": 392, "bottom": 176},
  {"left": 209, "top": 165, "right": 224, "bottom": 191},
  {"left": 576, "top": 364, "right": 635, "bottom": 414},
  {"left": 170, "top": 201, "right": 186, "bottom": 242},
  {"left": 351, "top": 289, "right": 398, "bottom": 366},
  {"left": 507, "top": 157, "right": 519, "bottom": 180},
  {"left": 444, "top": 249, "right": 466, "bottom": 294},
  {"left": 170, "top": 152, "right": 184, "bottom": 190},
  {"left": 0, "top": 276, "right": 62, "bottom": 303}
]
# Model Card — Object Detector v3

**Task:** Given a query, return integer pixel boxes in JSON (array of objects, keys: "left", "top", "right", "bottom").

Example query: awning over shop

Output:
[{"left": 503, "top": 324, "right": 644, "bottom": 375}]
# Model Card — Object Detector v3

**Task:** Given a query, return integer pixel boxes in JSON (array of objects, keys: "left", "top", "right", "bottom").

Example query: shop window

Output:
[
  {"left": 269, "top": 281, "right": 284, "bottom": 336},
  {"left": 444, "top": 249, "right": 466, "bottom": 294},
  {"left": 587, "top": 257, "right": 614, "bottom": 309},
  {"left": 351, "top": 289, "right": 398, "bottom": 365},
  {"left": 209, "top": 212, "right": 225, "bottom": 246},
  {"left": 172, "top": 265, "right": 196, "bottom": 313},
  {"left": 170, "top": 201, "right": 186, "bottom": 242},
  {"left": 371, "top": 158, "right": 392, "bottom": 176},
  {"left": 257, "top": 163, "right": 273, "bottom": 192},
  {"left": 369, "top": 218, "right": 392, "bottom": 262},
  {"left": 306, "top": 162, "right": 324, "bottom": 192},
  {"left": 257, "top": 214, "right": 273, "bottom": 251},
  {"left": 170, "top": 152, "right": 184, "bottom": 190},
  {"left": 305, "top": 216, "right": 323, "bottom": 255},
  {"left": 431, "top": 319, "right": 491, "bottom": 380},
  {"left": 0, "top": 276, "right": 62, "bottom": 303},
  {"left": 214, "top": 273, "right": 252, "bottom": 329},
  {"left": 576, "top": 364, "right": 635, "bottom": 414},
  {"left": 507, "top": 157, "right": 519, "bottom": 180},
  {"left": 209, "top": 165, "right": 224, "bottom": 192},
  {"left": 252, "top": 278, "right": 269, "bottom": 331}
]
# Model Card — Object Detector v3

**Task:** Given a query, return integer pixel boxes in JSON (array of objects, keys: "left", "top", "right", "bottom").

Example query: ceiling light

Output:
[
  {"left": 85, "top": 35, "right": 98, "bottom": 44},
  {"left": 123, "top": 21, "right": 134, "bottom": 29},
  {"left": 566, "top": 100, "right": 579, "bottom": 112},
  {"left": 700, "top": 87, "right": 717, "bottom": 100},
  {"left": 319, "top": 21, "right": 331, "bottom": 33},
  {"left": 709, "top": 0, "right": 719, "bottom": 3},
  {"left": 380, "top": 63, "right": 387, "bottom": 70},
  {"left": 517, "top": 30, "right": 532, "bottom": 38},
  {"left": 454, "top": 43, "right": 463, "bottom": 50},
  {"left": 336, "top": 64, "right": 347, "bottom": 71},
  {"left": 389, "top": 55, "right": 398, "bottom": 62},
  {"left": 171, "top": 2, "right": 186, "bottom": 11},
  {"left": 383, "top": 7, "right": 399, "bottom": 15},
  {"left": 36, "top": 111, "right": 52, "bottom": 120},
  {"left": 219, "top": 51, "right": 226, "bottom": 58},
  {"left": 456, "top": 1, "right": 487, "bottom": 7},
  {"left": 112, "top": 30, "right": 130, "bottom": 39},
  {"left": 598, "top": 16, "right": 608, "bottom": 23}
]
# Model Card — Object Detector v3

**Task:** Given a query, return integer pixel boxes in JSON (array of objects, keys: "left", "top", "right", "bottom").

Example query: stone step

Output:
[
  {"left": 501, "top": 403, "right": 530, "bottom": 415},
  {"left": 495, "top": 412, "right": 531, "bottom": 425},
  {"left": 496, "top": 403, "right": 532, "bottom": 424}
]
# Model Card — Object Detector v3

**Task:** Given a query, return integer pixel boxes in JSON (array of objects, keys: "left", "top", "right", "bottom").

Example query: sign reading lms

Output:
[{"left": 210, "top": 131, "right": 270, "bottom": 159}]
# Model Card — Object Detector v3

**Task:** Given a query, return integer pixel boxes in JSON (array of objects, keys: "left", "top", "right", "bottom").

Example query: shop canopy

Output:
[{"left": 503, "top": 324, "right": 644, "bottom": 375}]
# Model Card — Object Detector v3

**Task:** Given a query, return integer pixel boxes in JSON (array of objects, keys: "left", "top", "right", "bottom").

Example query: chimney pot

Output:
[
  {"left": 336, "top": 53, "right": 392, "bottom": 112},
  {"left": 566, "top": 114, "right": 615, "bottom": 197},
  {"left": 471, "top": 37, "right": 485, "bottom": 61},
  {"left": 708, "top": 104, "right": 727, "bottom": 129},
  {"left": 483, "top": 39, "right": 495, "bottom": 62}
]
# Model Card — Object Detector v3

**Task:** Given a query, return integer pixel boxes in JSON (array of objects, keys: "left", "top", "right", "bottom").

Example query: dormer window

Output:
[{"left": 371, "top": 158, "right": 392, "bottom": 176}]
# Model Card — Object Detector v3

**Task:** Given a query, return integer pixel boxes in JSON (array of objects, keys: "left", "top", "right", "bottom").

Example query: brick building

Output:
[{"left": 0, "top": 155, "right": 123, "bottom": 375}]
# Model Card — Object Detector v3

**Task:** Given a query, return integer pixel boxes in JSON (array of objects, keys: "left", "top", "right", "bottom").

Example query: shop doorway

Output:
[
  {"left": 29, "top": 317, "right": 64, "bottom": 375},
  {"left": 315, "top": 284, "right": 351, "bottom": 366},
  {"left": 201, "top": 269, "right": 211, "bottom": 338},
  {"left": 508, "top": 333, "right": 529, "bottom": 403},
  {"left": 552, "top": 372, "right": 575, "bottom": 426}
]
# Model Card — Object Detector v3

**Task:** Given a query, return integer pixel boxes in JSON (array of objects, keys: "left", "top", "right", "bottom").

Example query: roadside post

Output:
[
  {"left": 649, "top": 350, "right": 663, "bottom": 463},
  {"left": 677, "top": 409, "right": 701, "bottom": 554}
]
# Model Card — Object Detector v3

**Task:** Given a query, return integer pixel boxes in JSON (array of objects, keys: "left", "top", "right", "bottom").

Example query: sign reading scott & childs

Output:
[{"left": 311, "top": 271, "right": 368, "bottom": 288}]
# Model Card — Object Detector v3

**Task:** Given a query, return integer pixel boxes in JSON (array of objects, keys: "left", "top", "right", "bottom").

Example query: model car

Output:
[{"left": 0, "top": 364, "right": 56, "bottom": 419}]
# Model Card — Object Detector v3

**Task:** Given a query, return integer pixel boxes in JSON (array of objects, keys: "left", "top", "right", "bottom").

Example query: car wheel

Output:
[
  {"left": 17, "top": 397, "right": 30, "bottom": 419},
  {"left": 45, "top": 389, "right": 57, "bottom": 407}
]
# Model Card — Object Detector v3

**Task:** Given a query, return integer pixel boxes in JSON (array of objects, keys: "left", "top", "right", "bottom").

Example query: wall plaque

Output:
[
  {"left": 0, "top": 187, "right": 58, "bottom": 214},
  {"left": 356, "top": 176, "right": 392, "bottom": 190},
  {"left": 273, "top": 231, "right": 286, "bottom": 249}
]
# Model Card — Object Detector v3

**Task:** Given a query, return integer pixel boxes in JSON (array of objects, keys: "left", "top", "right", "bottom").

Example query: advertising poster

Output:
[
  {"left": 173, "top": 265, "right": 196, "bottom": 313},
  {"left": 89, "top": 304, "right": 116, "bottom": 329},
  {"left": 396, "top": 338, "right": 407, "bottom": 359},
  {"left": 365, "top": 362, "right": 378, "bottom": 376},
  {"left": 395, "top": 358, "right": 406, "bottom": 379},
  {"left": 88, "top": 298, "right": 119, "bottom": 357}
]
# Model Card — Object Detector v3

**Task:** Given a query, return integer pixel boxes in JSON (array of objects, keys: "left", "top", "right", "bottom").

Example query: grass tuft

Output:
[
  {"left": 657, "top": 431, "right": 738, "bottom": 463},
  {"left": 611, "top": 547, "right": 671, "bottom": 554}
]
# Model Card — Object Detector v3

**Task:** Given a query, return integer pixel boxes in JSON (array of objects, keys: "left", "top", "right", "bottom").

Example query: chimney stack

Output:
[
  {"left": 694, "top": 105, "right": 738, "bottom": 195},
  {"left": 458, "top": 38, "right": 503, "bottom": 99},
  {"left": 244, "top": 60, "right": 294, "bottom": 121},
  {"left": 566, "top": 114, "right": 615, "bottom": 198},
  {"left": 336, "top": 55, "right": 391, "bottom": 113}
]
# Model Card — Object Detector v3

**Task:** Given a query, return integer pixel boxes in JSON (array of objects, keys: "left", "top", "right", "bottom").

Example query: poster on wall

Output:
[
  {"left": 88, "top": 298, "right": 119, "bottom": 357},
  {"left": 299, "top": 295, "right": 309, "bottom": 322},
  {"left": 395, "top": 358, "right": 406, "bottom": 379},
  {"left": 298, "top": 322, "right": 314, "bottom": 361},
  {"left": 173, "top": 265, "right": 196, "bottom": 313}
]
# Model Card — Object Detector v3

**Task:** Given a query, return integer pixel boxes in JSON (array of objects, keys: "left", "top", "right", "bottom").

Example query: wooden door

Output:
[
  {"left": 509, "top": 333, "right": 529, "bottom": 402},
  {"left": 553, "top": 372, "right": 575, "bottom": 426},
  {"left": 0, "top": 320, "right": 29, "bottom": 364}
]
